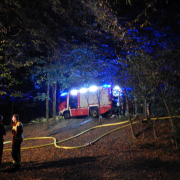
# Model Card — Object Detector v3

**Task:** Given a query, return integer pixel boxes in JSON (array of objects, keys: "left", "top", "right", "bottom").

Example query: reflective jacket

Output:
[{"left": 12, "top": 121, "right": 23, "bottom": 143}]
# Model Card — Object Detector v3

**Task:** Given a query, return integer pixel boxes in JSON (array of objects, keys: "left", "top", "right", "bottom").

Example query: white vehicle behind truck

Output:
[{"left": 59, "top": 85, "right": 121, "bottom": 119}]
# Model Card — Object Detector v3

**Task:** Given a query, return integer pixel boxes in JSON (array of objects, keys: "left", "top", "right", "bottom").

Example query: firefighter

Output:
[
  {"left": 11, "top": 114, "right": 23, "bottom": 170},
  {"left": 0, "top": 115, "right": 6, "bottom": 172},
  {"left": 111, "top": 97, "right": 118, "bottom": 117}
]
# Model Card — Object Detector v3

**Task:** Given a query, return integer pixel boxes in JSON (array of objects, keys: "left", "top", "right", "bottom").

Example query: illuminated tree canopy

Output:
[{"left": 0, "top": 0, "right": 180, "bottom": 121}]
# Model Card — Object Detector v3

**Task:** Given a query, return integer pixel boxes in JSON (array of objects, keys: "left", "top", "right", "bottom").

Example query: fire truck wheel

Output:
[
  {"left": 91, "top": 109, "right": 98, "bottom": 118},
  {"left": 64, "top": 111, "right": 70, "bottom": 119}
]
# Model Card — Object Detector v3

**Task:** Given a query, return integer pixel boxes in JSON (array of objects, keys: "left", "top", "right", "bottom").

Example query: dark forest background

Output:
[{"left": 0, "top": 0, "right": 180, "bottom": 125}]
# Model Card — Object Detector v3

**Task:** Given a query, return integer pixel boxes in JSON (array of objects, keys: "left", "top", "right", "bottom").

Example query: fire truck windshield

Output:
[{"left": 59, "top": 95, "right": 67, "bottom": 103}]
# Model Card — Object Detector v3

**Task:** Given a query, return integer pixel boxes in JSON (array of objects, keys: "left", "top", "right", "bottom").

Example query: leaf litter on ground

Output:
[{"left": 1, "top": 116, "right": 180, "bottom": 180}]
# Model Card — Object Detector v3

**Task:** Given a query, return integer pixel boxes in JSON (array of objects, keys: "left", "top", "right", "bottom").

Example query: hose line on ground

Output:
[{"left": 3, "top": 116, "right": 179, "bottom": 151}]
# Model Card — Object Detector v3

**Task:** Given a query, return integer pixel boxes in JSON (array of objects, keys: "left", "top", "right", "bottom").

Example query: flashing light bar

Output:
[
  {"left": 61, "top": 85, "right": 122, "bottom": 96},
  {"left": 70, "top": 90, "right": 78, "bottom": 95},
  {"left": 89, "top": 86, "right": 97, "bottom": 92},
  {"left": 114, "top": 86, "right": 121, "bottom": 91},
  {"left": 103, "top": 84, "right": 111, "bottom": 88},
  {"left": 79, "top": 88, "right": 87, "bottom": 93},
  {"left": 60, "top": 92, "right": 67, "bottom": 96}
]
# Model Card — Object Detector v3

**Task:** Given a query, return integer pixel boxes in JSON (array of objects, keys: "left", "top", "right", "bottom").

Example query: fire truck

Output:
[{"left": 59, "top": 85, "right": 121, "bottom": 119}]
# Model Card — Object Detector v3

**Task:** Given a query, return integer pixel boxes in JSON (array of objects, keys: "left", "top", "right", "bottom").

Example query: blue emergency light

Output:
[
  {"left": 60, "top": 92, "right": 67, "bottom": 96},
  {"left": 103, "top": 84, "right": 111, "bottom": 88}
]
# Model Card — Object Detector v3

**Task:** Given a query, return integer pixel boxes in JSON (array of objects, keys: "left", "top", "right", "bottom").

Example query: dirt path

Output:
[{"left": 48, "top": 117, "right": 94, "bottom": 136}]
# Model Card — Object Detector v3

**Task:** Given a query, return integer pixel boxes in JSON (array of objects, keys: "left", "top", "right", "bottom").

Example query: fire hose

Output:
[{"left": 3, "top": 116, "right": 179, "bottom": 151}]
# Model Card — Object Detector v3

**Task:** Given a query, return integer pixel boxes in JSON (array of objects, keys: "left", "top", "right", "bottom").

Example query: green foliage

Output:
[
  {"left": 33, "top": 93, "right": 47, "bottom": 101},
  {"left": 10, "top": 91, "right": 23, "bottom": 98},
  {"left": 0, "top": 0, "right": 180, "bottom": 120}
]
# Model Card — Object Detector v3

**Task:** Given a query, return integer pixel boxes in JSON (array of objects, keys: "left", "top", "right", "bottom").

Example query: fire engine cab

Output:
[{"left": 59, "top": 85, "right": 121, "bottom": 119}]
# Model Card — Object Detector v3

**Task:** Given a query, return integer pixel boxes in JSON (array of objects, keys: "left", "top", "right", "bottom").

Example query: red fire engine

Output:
[{"left": 59, "top": 85, "right": 121, "bottom": 119}]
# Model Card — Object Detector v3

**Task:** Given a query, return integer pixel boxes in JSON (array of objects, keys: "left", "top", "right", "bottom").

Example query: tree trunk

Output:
[
  {"left": 52, "top": 82, "right": 57, "bottom": 125},
  {"left": 46, "top": 83, "right": 50, "bottom": 130},
  {"left": 123, "top": 84, "right": 136, "bottom": 139},
  {"left": 152, "top": 93, "right": 157, "bottom": 139},
  {"left": 161, "top": 95, "right": 177, "bottom": 148},
  {"left": 162, "top": 98, "right": 174, "bottom": 129},
  {"left": 145, "top": 99, "right": 148, "bottom": 120},
  {"left": 134, "top": 95, "right": 137, "bottom": 115},
  {"left": 98, "top": 105, "right": 101, "bottom": 124},
  {"left": 98, "top": 90, "right": 101, "bottom": 124}
]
